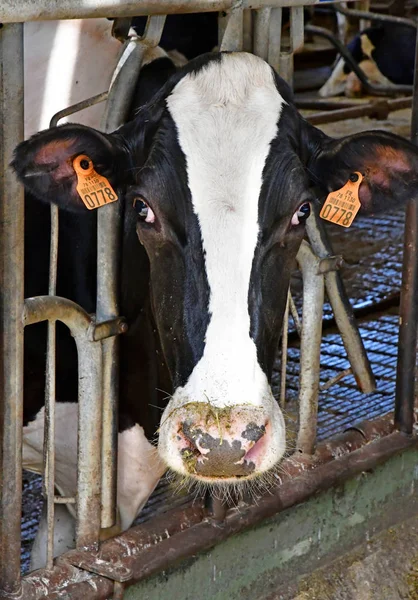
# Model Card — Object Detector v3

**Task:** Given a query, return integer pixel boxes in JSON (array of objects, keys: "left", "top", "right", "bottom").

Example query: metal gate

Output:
[{"left": 0, "top": 2, "right": 417, "bottom": 599}]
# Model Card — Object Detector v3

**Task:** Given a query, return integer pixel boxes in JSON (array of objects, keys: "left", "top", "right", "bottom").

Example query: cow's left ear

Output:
[{"left": 303, "top": 123, "right": 418, "bottom": 213}]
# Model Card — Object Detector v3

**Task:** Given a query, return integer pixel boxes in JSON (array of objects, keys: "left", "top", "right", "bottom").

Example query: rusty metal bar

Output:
[
  {"left": 17, "top": 412, "right": 400, "bottom": 599},
  {"left": 0, "top": 0, "right": 353, "bottom": 23},
  {"left": 307, "top": 97, "right": 413, "bottom": 127},
  {"left": 0, "top": 22, "right": 25, "bottom": 598},
  {"left": 395, "top": 25, "right": 418, "bottom": 434},
  {"left": 306, "top": 212, "right": 376, "bottom": 394},
  {"left": 23, "top": 296, "right": 103, "bottom": 551},
  {"left": 296, "top": 241, "right": 324, "bottom": 454}
]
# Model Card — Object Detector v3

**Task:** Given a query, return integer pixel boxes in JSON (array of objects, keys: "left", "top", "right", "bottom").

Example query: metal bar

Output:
[
  {"left": 17, "top": 412, "right": 400, "bottom": 599},
  {"left": 395, "top": 25, "right": 418, "bottom": 434},
  {"left": 219, "top": 8, "right": 244, "bottom": 52},
  {"left": 267, "top": 7, "right": 283, "bottom": 73},
  {"left": 254, "top": 8, "right": 271, "bottom": 61},
  {"left": 289, "top": 291, "right": 302, "bottom": 336},
  {"left": 280, "top": 291, "right": 290, "bottom": 408},
  {"left": 0, "top": 0, "right": 354, "bottom": 23},
  {"left": 305, "top": 25, "right": 413, "bottom": 96},
  {"left": 306, "top": 97, "right": 413, "bottom": 126},
  {"left": 243, "top": 9, "right": 253, "bottom": 53},
  {"left": 98, "top": 16, "right": 166, "bottom": 530},
  {"left": 43, "top": 153, "right": 60, "bottom": 568},
  {"left": 49, "top": 93, "right": 108, "bottom": 128},
  {"left": 23, "top": 296, "right": 103, "bottom": 550},
  {"left": 334, "top": 4, "right": 417, "bottom": 28},
  {"left": 124, "top": 433, "right": 415, "bottom": 587},
  {"left": 306, "top": 212, "right": 376, "bottom": 394},
  {"left": 296, "top": 241, "right": 324, "bottom": 454},
  {"left": 0, "top": 22, "right": 25, "bottom": 597}
]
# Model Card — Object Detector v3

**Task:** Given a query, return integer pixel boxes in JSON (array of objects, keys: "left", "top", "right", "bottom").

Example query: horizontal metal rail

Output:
[
  {"left": 14, "top": 412, "right": 414, "bottom": 599},
  {"left": 0, "top": 0, "right": 354, "bottom": 22},
  {"left": 306, "top": 97, "right": 413, "bottom": 126},
  {"left": 334, "top": 4, "right": 417, "bottom": 28}
]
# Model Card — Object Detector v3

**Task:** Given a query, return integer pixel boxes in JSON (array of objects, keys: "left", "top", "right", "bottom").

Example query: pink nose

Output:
[{"left": 174, "top": 407, "right": 270, "bottom": 479}]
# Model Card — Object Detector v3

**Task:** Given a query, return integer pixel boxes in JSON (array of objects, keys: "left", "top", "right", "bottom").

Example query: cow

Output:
[
  {"left": 13, "top": 51, "right": 418, "bottom": 569},
  {"left": 319, "top": 23, "right": 416, "bottom": 97}
]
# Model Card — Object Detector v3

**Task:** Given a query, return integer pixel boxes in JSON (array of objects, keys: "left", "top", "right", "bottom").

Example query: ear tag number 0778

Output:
[
  {"left": 320, "top": 172, "right": 363, "bottom": 228},
  {"left": 73, "top": 154, "right": 118, "bottom": 210}
]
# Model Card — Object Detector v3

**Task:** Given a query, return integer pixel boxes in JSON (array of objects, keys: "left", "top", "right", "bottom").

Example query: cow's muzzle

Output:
[{"left": 158, "top": 402, "right": 285, "bottom": 482}]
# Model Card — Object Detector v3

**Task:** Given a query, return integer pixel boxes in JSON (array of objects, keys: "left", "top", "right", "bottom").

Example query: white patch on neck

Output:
[{"left": 166, "top": 53, "right": 284, "bottom": 408}]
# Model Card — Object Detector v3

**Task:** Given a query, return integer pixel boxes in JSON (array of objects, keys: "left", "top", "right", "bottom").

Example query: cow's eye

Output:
[
  {"left": 291, "top": 202, "right": 311, "bottom": 226},
  {"left": 133, "top": 197, "right": 155, "bottom": 224}
]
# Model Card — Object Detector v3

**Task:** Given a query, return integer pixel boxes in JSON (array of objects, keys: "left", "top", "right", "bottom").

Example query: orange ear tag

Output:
[
  {"left": 319, "top": 172, "right": 363, "bottom": 228},
  {"left": 73, "top": 154, "right": 118, "bottom": 210}
]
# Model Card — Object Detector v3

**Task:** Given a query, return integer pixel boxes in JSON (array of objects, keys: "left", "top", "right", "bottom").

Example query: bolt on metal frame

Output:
[{"left": 0, "top": 2, "right": 416, "bottom": 598}]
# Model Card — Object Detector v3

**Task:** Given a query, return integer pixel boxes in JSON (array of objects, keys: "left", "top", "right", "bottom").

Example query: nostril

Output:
[
  {"left": 177, "top": 421, "right": 205, "bottom": 465},
  {"left": 242, "top": 422, "right": 267, "bottom": 444},
  {"left": 242, "top": 422, "right": 269, "bottom": 464}
]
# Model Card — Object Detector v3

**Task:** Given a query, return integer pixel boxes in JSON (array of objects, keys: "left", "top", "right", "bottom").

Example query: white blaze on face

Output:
[{"left": 165, "top": 53, "right": 283, "bottom": 412}]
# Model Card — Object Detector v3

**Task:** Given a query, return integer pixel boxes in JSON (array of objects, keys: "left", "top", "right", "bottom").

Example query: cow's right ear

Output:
[{"left": 11, "top": 124, "right": 128, "bottom": 212}]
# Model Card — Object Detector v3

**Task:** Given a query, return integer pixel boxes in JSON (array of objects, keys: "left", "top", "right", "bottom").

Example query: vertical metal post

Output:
[
  {"left": 0, "top": 22, "right": 24, "bottom": 595},
  {"left": 75, "top": 334, "right": 104, "bottom": 549},
  {"left": 219, "top": 9, "right": 243, "bottom": 52},
  {"left": 267, "top": 7, "right": 283, "bottom": 73},
  {"left": 296, "top": 241, "right": 324, "bottom": 455},
  {"left": 98, "top": 16, "right": 166, "bottom": 530},
  {"left": 394, "top": 26, "right": 418, "bottom": 434},
  {"left": 254, "top": 8, "right": 271, "bottom": 61}
]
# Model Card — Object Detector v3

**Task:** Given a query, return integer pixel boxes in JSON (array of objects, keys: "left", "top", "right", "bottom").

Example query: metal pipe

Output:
[
  {"left": 98, "top": 16, "right": 166, "bottom": 530},
  {"left": 219, "top": 8, "right": 244, "bottom": 52},
  {"left": 395, "top": 25, "right": 418, "bottom": 434},
  {"left": 289, "top": 292, "right": 301, "bottom": 336},
  {"left": 267, "top": 7, "right": 283, "bottom": 73},
  {"left": 280, "top": 291, "right": 290, "bottom": 408},
  {"left": 306, "top": 97, "right": 413, "bottom": 127},
  {"left": 0, "top": 0, "right": 351, "bottom": 23},
  {"left": 334, "top": 4, "right": 417, "bottom": 28},
  {"left": 296, "top": 241, "right": 324, "bottom": 454},
  {"left": 23, "top": 296, "right": 103, "bottom": 550},
  {"left": 306, "top": 212, "right": 376, "bottom": 394},
  {"left": 394, "top": 204, "right": 418, "bottom": 434},
  {"left": 49, "top": 93, "right": 108, "bottom": 128},
  {"left": 254, "top": 8, "right": 271, "bottom": 61},
  {"left": 0, "top": 23, "right": 25, "bottom": 597},
  {"left": 305, "top": 25, "right": 413, "bottom": 96},
  {"left": 74, "top": 327, "right": 104, "bottom": 550}
]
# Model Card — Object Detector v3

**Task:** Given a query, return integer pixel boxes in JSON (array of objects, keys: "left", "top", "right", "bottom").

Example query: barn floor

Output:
[{"left": 20, "top": 106, "right": 414, "bottom": 575}]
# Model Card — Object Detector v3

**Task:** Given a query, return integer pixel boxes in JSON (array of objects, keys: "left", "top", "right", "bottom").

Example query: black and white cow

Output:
[
  {"left": 13, "top": 51, "right": 418, "bottom": 566},
  {"left": 319, "top": 24, "right": 416, "bottom": 97}
]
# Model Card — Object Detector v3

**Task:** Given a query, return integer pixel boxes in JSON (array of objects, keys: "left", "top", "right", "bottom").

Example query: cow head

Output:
[{"left": 13, "top": 52, "right": 418, "bottom": 486}]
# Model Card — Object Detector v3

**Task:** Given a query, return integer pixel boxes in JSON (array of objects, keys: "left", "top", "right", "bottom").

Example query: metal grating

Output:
[{"left": 272, "top": 312, "right": 402, "bottom": 441}]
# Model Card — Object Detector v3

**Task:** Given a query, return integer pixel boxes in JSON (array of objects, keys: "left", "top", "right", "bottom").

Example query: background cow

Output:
[
  {"left": 319, "top": 23, "right": 416, "bottom": 97},
  {"left": 14, "top": 51, "right": 418, "bottom": 568}
]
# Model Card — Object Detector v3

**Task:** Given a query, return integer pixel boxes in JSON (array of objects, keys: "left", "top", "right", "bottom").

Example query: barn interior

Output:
[{"left": 1, "top": 1, "right": 417, "bottom": 599}]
